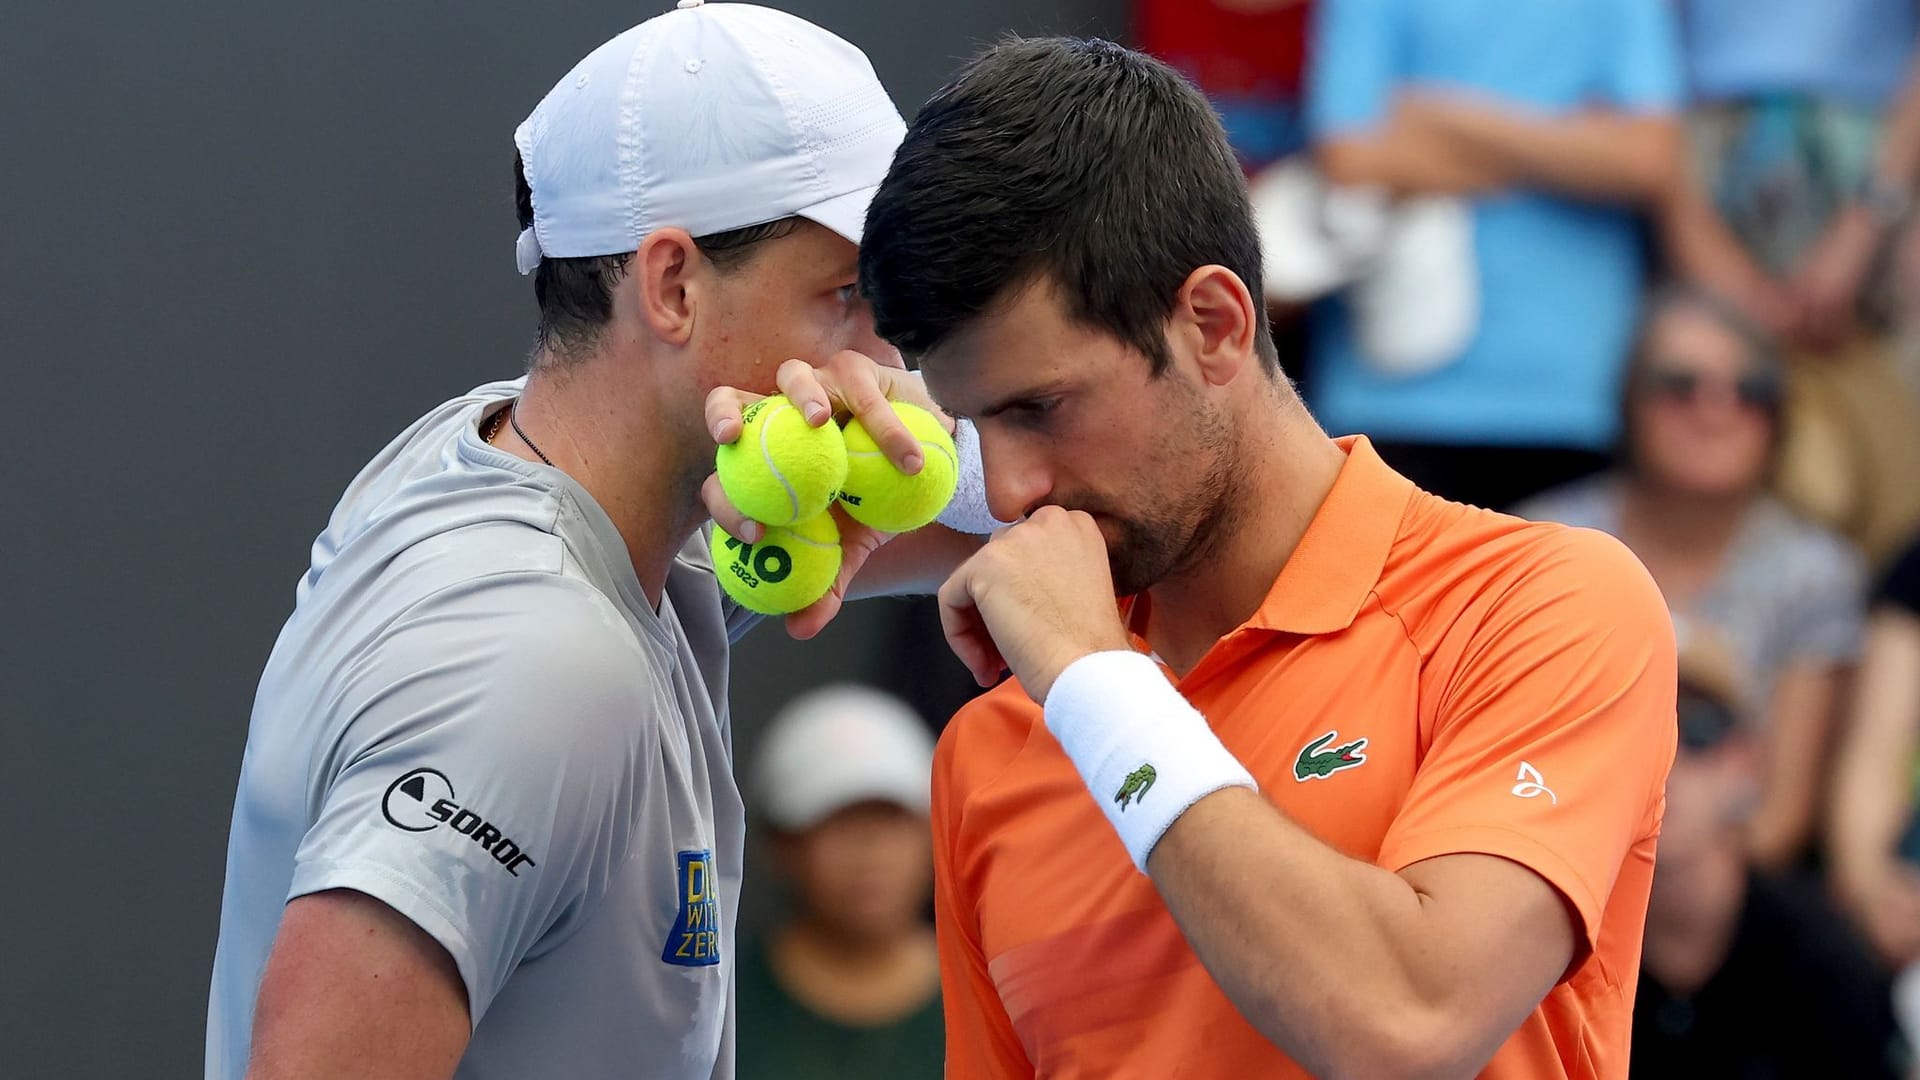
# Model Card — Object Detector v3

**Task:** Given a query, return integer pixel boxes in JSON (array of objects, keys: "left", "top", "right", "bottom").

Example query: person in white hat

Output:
[
  {"left": 205, "top": 5, "right": 988, "bottom": 1078},
  {"left": 736, "top": 686, "right": 942, "bottom": 1080}
]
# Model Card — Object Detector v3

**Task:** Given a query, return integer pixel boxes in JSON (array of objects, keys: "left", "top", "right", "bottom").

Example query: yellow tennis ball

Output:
[
  {"left": 714, "top": 395, "right": 849, "bottom": 526},
  {"left": 709, "top": 512, "right": 842, "bottom": 615},
  {"left": 837, "top": 402, "right": 959, "bottom": 533}
]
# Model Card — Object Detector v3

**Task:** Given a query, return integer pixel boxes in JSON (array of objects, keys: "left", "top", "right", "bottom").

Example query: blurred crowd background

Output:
[
  {"left": 1190, "top": 1, "right": 1920, "bottom": 1074},
  {"left": 12, "top": 0, "right": 1920, "bottom": 1075}
]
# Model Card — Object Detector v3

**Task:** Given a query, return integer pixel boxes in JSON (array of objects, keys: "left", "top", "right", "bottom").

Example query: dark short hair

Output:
[
  {"left": 858, "top": 37, "right": 1275, "bottom": 374},
  {"left": 513, "top": 152, "right": 800, "bottom": 364}
]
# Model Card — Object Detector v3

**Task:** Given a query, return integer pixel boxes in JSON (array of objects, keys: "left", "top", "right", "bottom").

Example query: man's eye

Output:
[
  {"left": 1012, "top": 398, "right": 1061, "bottom": 424},
  {"left": 835, "top": 284, "right": 859, "bottom": 305}
]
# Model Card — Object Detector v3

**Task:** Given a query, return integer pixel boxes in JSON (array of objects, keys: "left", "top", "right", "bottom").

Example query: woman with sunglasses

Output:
[{"left": 1518, "top": 285, "right": 1868, "bottom": 870}]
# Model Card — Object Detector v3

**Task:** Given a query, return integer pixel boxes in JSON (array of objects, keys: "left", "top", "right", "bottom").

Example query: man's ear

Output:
[
  {"left": 1172, "top": 264, "right": 1258, "bottom": 388},
  {"left": 632, "top": 227, "right": 703, "bottom": 346}
]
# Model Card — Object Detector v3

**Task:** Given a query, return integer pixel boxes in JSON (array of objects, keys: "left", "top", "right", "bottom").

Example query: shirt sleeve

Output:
[
  {"left": 1306, "top": 0, "right": 1401, "bottom": 139},
  {"left": 1378, "top": 527, "right": 1678, "bottom": 954},
  {"left": 288, "top": 572, "right": 659, "bottom": 1027},
  {"left": 932, "top": 731, "right": 1036, "bottom": 1079},
  {"left": 1782, "top": 531, "right": 1869, "bottom": 665},
  {"left": 1601, "top": 0, "right": 1684, "bottom": 112}
]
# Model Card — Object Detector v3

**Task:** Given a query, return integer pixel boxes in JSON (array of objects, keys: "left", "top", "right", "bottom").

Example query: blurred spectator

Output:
[
  {"left": 1299, "top": 0, "right": 1683, "bottom": 509},
  {"left": 1136, "top": 0, "right": 1313, "bottom": 174},
  {"left": 1634, "top": 632, "right": 1905, "bottom": 1078},
  {"left": 1830, "top": 536, "right": 1920, "bottom": 970},
  {"left": 1517, "top": 286, "right": 1867, "bottom": 869},
  {"left": 1662, "top": 0, "right": 1920, "bottom": 563},
  {"left": 737, "top": 686, "right": 941, "bottom": 1080}
]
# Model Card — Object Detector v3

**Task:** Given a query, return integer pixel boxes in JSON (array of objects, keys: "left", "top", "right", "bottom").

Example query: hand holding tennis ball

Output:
[
  {"left": 708, "top": 389, "right": 957, "bottom": 616},
  {"left": 837, "top": 401, "right": 958, "bottom": 533},
  {"left": 713, "top": 394, "right": 848, "bottom": 526},
  {"left": 709, "top": 513, "right": 842, "bottom": 615}
]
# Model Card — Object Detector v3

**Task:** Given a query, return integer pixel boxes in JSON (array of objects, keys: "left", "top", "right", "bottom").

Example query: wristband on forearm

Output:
[
  {"left": 937, "top": 418, "right": 1016, "bottom": 536},
  {"left": 1043, "top": 650, "right": 1258, "bottom": 872}
]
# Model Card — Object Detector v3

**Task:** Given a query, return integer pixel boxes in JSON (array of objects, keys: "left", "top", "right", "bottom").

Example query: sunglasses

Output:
[
  {"left": 1639, "top": 366, "right": 1783, "bottom": 411},
  {"left": 1676, "top": 688, "right": 1738, "bottom": 752}
]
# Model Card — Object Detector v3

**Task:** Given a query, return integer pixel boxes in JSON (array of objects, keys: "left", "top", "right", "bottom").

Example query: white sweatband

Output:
[
  {"left": 937, "top": 418, "right": 1016, "bottom": 536},
  {"left": 1043, "top": 651, "right": 1258, "bottom": 872}
]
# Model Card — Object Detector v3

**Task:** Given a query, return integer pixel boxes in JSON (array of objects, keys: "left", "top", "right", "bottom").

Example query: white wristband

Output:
[
  {"left": 937, "top": 418, "right": 1016, "bottom": 536},
  {"left": 1043, "top": 651, "right": 1257, "bottom": 872}
]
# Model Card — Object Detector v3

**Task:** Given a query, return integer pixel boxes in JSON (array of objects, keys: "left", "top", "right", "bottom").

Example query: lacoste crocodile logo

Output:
[
  {"left": 1294, "top": 731, "right": 1369, "bottom": 781},
  {"left": 1113, "top": 764, "right": 1157, "bottom": 810}
]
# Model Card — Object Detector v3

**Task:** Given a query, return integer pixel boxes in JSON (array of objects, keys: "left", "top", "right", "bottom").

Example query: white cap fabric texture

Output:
[
  {"left": 752, "top": 685, "right": 935, "bottom": 830},
  {"left": 513, "top": 1, "right": 905, "bottom": 274}
]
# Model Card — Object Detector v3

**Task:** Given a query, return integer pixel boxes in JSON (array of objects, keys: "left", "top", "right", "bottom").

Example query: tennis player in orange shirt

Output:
[{"left": 856, "top": 38, "right": 1678, "bottom": 1079}]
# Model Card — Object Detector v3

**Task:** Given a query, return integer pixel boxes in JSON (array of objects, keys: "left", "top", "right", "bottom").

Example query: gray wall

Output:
[{"left": 3, "top": 1, "right": 1126, "bottom": 1074}]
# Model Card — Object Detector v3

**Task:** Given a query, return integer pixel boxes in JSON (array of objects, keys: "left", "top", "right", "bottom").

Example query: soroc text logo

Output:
[
  {"left": 380, "top": 767, "right": 538, "bottom": 876},
  {"left": 663, "top": 849, "right": 723, "bottom": 967}
]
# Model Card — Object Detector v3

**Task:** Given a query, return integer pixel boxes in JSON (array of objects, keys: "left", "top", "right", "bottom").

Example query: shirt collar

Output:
[{"left": 1245, "top": 435, "right": 1414, "bottom": 636}]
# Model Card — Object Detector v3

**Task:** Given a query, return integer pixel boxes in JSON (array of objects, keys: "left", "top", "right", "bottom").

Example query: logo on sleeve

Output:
[
  {"left": 380, "top": 767, "right": 538, "bottom": 876},
  {"left": 662, "top": 849, "right": 722, "bottom": 967},
  {"left": 1511, "top": 761, "right": 1558, "bottom": 804},
  {"left": 1294, "top": 731, "right": 1369, "bottom": 781}
]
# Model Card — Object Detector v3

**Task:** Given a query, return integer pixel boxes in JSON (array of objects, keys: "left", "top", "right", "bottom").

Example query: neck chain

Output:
[
  {"left": 483, "top": 402, "right": 554, "bottom": 467},
  {"left": 507, "top": 403, "right": 555, "bottom": 467}
]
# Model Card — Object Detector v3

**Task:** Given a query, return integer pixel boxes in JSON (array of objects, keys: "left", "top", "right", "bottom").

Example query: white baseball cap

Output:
[
  {"left": 752, "top": 685, "right": 935, "bottom": 830},
  {"left": 513, "top": 0, "right": 906, "bottom": 275}
]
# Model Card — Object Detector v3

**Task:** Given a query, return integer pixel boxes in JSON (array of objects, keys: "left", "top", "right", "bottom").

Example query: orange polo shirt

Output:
[{"left": 933, "top": 436, "right": 1677, "bottom": 1079}]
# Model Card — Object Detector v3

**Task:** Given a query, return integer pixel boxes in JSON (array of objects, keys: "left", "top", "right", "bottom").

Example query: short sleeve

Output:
[
  {"left": 1780, "top": 529, "right": 1868, "bottom": 666},
  {"left": 932, "top": 730, "right": 1036, "bottom": 1079},
  {"left": 1875, "top": 537, "right": 1920, "bottom": 618},
  {"left": 289, "top": 573, "right": 658, "bottom": 1027},
  {"left": 1379, "top": 528, "right": 1677, "bottom": 953},
  {"left": 1307, "top": 0, "right": 1401, "bottom": 138},
  {"left": 1601, "top": 0, "right": 1683, "bottom": 112}
]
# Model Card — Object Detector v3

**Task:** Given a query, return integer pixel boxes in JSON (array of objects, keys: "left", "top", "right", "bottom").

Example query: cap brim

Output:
[
  {"left": 762, "top": 775, "right": 929, "bottom": 831},
  {"left": 795, "top": 184, "right": 879, "bottom": 246}
]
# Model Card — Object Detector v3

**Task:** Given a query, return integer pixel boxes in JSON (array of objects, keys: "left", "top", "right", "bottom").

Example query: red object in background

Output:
[
  {"left": 1136, "top": 0, "right": 1313, "bottom": 170},
  {"left": 1136, "top": 0, "right": 1310, "bottom": 100}
]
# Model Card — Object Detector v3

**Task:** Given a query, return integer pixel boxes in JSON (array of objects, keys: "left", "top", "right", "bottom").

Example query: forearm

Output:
[
  {"left": 1320, "top": 97, "right": 1678, "bottom": 202},
  {"left": 1149, "top": 792, "right": 1540, "bottom": 1080},
  {"left": 1315, "top": 132, "right": 1508, "bottom": 198},
  {"left": 1429, "top": 104, "right": 1679, "bottom": 203},
  {"left": 1457, "top": 107, "right": 1679, "bottom": 201},
  {"left": 847, "top": 524, "right": 982, "bottom": 600},
  {"left": 1040, "top": 654, "right": 1568, "bottom": 1079},
  {"left": 1830, "top": 614, "right": 1920, "bottom": 900},
  {"left": 1750, "top": 666, "right": 1842, "bottom": 870},
  {"left": 1829, "top": 744, "right": 1910, "bottom": 905},
  {"left": 1660, "top": 163, "right": 1775, "bottom": 291}
]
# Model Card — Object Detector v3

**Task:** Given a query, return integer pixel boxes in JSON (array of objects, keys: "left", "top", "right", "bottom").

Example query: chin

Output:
[{"left": 1674, "top": 471, "right": 1763, "bottom": 500}]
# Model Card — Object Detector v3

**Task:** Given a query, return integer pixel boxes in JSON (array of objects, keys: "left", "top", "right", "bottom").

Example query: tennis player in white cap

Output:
[{"left": 205, "top": 4, "right": 989, "bottom": 1077}]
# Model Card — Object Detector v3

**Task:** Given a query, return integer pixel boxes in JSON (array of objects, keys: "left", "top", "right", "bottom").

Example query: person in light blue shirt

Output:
[
  {"left": 1303, "top": 0, "right": 1684, "bottom": 510},
  {"left": 1684, "top": 0, "right": 1916, "bottom": 112}
]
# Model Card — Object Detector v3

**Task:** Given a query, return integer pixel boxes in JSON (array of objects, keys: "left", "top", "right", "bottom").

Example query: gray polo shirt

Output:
[{"left": 207, "top": 379, "right": 749, "bottom": 1079}]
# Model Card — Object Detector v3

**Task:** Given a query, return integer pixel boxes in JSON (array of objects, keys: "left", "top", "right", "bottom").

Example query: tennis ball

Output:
[
  {"left": 710, "top": 512, "right": 842, "bottom": 615},
  {"left": 836, "top": 403, "right": 959, "bottom": 533},
  {"left": 714, "top": 395, "right": 848, "bottom": 526}
]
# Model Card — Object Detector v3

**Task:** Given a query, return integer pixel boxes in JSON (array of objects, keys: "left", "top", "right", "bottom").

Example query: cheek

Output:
[{"left": 1732, "top": 418, "right": 1775, "bottom": 470}]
